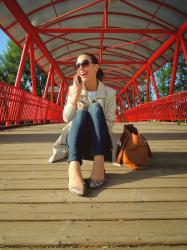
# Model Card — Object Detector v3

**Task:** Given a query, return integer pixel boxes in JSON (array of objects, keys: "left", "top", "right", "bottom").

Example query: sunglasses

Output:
[{"left": 75, "top": 59, "right": 92, "bottom": 70}]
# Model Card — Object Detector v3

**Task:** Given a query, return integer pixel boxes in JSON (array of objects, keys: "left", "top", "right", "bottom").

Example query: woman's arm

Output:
[
  {"left": 63, "top": 86, "right": 77, "bottom": 123},
  {"left": 63, "top": 75, "right": 83, "bottom": 123},
  {"left": 104, "top": 87, "right": 116, "bottom": 131}
]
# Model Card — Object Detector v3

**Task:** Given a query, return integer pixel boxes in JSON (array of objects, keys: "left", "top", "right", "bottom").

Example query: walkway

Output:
[{"left": 0, "top": 122, "right": 187, "bottom": 249}]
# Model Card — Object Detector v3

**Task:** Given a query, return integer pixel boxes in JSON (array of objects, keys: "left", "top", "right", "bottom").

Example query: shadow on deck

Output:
[{"left": 0, "top": 122, "right": 187, "bottom": 249}]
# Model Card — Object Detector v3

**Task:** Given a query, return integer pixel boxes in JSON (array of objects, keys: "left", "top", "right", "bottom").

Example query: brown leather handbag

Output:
[{"left": 116, "top": 124, "right": 152, "bottom": 170}]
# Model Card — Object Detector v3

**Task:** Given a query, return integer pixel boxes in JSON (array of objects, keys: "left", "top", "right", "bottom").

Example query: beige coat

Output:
[{"left": 49, "top": 81, "right": 116, "bottom": 163}]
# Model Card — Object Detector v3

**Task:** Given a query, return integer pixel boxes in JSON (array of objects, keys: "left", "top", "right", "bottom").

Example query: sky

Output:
[{"left": 0, "top": 29, "right": 9, "bottom": 55}]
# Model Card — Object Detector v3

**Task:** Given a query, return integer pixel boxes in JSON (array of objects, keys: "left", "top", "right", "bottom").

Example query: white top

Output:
[
  {"left": 63, "top": 81, "right": 116, "bottom": 131},
  {"left": 87, "top": 90, "right": 97, "bottom": 102}
]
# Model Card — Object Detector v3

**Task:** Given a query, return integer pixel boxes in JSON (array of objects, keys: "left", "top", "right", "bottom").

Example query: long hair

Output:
[{"left": 79, "top": 53, "right": 105, "bottom": 81}]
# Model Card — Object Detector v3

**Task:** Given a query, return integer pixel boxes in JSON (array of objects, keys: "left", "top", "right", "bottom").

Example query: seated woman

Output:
[{"left": 63, "top": 53, "right": 116, "bottom": 196}]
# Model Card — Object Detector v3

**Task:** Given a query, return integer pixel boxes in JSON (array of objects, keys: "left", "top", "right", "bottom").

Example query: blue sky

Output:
[{"left": 0, "top": 29, "right": 9, "bottom": 55}]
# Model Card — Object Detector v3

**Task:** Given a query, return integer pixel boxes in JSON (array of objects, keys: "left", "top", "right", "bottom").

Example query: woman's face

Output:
[{"left": 76, "top": 54, "right": 99, "bottom": 83}]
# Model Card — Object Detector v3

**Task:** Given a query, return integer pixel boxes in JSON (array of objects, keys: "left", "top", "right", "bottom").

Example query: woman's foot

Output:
[
  {"left": 68, "top": 161, "right": 87, "bottom": 196},
  {"left": 90, "top": 155, "right": 106, "bottom": 188}
]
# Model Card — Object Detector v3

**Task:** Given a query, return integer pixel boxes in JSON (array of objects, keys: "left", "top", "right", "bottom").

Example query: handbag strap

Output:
[
  {"left": 140, "top": 134, "right": 153, "bottom": 157},
  {"left": 116, "top": 128, "right": 130, "bottom": 164}
]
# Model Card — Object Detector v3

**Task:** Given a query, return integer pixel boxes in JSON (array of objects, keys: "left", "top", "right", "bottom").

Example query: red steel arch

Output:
[{"left": 0, "top": 0, "right": 187, "bottom": 126}]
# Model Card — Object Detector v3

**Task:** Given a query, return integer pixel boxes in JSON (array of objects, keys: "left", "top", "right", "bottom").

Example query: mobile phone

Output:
[{"left": 77, "top": 76, "right": 82, "bottom": 85}]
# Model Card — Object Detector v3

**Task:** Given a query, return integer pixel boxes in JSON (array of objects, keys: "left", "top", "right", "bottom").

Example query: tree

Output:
[
  {"left": 0, "top": 40, "right": 47, "bottom": 96},
  {"left": 155, "top": 62, "right": 172, "bottom": 97},
  {"left": 175, "top": 54, "right": 187, "bottom": 92},
  {"left": 155, "top": 54, "right": 187, "bottom": 97}
]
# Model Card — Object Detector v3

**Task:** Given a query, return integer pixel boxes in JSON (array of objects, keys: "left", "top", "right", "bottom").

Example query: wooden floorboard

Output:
[
  {"left": 0, "top": 202, "right": 187, "bottom": 221},
  {"left": 1, "top": 247, "right": 187, "bottom": 250},
  {"left": 0, "top": 122, "right": 187, "bottom": 249},
  {"left": 0, "top": 220, "right": 187, "bottom": 246},
  {"left": 0, "top": 188, "right": 187, "bottom": 203},
  {"left": 1, "top": 177, "right": 187, "bottom": 189}
]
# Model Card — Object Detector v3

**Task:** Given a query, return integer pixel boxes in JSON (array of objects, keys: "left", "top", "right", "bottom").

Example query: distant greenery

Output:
[
  {"left": 155, "top": 54, "right": 187, "bottom": 98},
  {"left": 123, "top": 53, "right": 187, "bottom": 108},
  {"left": 1, "top": 40, "right": 186, "bottom": 101},
  {"left": 0, "top": 40, "right": 47, "bottom": 96}
]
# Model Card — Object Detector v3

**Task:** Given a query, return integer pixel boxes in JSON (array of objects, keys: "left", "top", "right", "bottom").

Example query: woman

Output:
[{"left": 63, "top": 53, "right": 116, "bottom": 196}]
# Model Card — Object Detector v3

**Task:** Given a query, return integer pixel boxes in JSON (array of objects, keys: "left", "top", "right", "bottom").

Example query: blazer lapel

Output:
[{"left": 96, "top": 81, "right": 106, "bottom": 99}]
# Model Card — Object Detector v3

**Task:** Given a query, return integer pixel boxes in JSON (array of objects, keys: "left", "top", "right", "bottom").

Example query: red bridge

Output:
[
  {"left": 0, "top": 1, "right": 187, "bottom": 249},
  {"left": 0, "top": 0, "right": 186, "bottom": 126}
]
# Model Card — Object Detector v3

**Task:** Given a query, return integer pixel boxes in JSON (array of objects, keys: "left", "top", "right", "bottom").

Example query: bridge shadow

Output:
[
  {"left": 113, "top": 131, "right": 187, "bottom": 140},
  {"left": 86, "top": 151, "right": 187, "bottom": 197},
  {"left": 0, "top": 130, "right": 187, "bottom": 144},
  {"left": 1, "top": 127, "right": 186, "bottom": 199},
  {"left": 0, "top": 133, "right": 58, "bottom": 143}
]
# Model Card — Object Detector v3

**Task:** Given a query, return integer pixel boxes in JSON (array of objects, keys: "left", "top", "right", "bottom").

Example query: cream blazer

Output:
[
  {"left": 63, "top": 80, "right": 116, "bottom": 130},
  {"left": 49, "top": 81, "right": 116, "bottom": 163}
]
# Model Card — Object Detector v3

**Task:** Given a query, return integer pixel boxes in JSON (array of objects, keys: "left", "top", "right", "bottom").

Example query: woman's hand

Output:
[
  {"left": 70, "top": 75, "right": 84, "bottom": 107},
  {"left": 73, "top": 75, "right": 82, "bottom": 95}
]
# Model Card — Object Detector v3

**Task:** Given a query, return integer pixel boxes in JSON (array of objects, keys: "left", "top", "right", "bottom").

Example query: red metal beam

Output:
[
  {"left": 34, "top": 33, "right": 162, "bottom": 68},
  {"left": 149, "top": 66, "right": 159, "bottom": 100},
  {"left": 120, "top": 0, "right": 177, "bottom": 29},
  {"left": 99, "top": 0, "right": 108, "bottom": 61},
  {"left": 39, "top": 0, "right": 103, "bottom": 28},
  {"left": 29, "top": 39, "right": 37, "bottom": 95},
  {"left": 66, "top": 76, "right": 130, "bottom": 81},
  {"left": 18, "top": 9, "right": 173, "bottom": 44},
  {"left": 125, "top": 92, "right": 131, "bottom": 108},
  {"left": 107, "top": 84, "right": 121, "bottom": 90},
  {"left": 3, "top": 0, "right": 65, "bottom": 82},
  {"left": 50, "top": 67, "right": 54, "bottom": 103},
  {"left": 44, "top": 47, "right": 145, "bottom": 77},
  {"left": 15, "top": 35, "right": 30, "bottom": 88},
  {"left": 132, "top": 81, "right": 136, "bottom": 107},
  {"left": 32, "top": 32, "right": 168, "bottom": 66},
  {"left": 180, "top": 35, "right": 187, "bottom": 66},
  {"left": 134, "top": 81, "right": 141, "bottom": 104},
  {"left": 56, "top": 80, "right": 64, "bottom": 105},
  {"left": 0, "top": 82, "right": 63, "bottom": 125},
  {"left": 56, "top": 60, "right": 145, "bottom": 65},
  {"left": 47, "top": 35, "right": 163, "bottom": 70},
  {"left": 36, "top": 27, "right": 175, "bottom": 35},
  {"left": 0, "top": 24, "right": 62, "bottom": 89},
  {"left": 5, "top": 0, "right": 69, "bottom": 31},
  {"left": 34, "top": 10, "right": 177, "bottom": 33},
  {"left": 123, "top": 90, "right": 187, "bottom": 122},
  {"left": 117, "top": 20, "right": 187, "bottom": 98},
  {"left": 119, "top": 96, "right": 126, "bottom": 111},
  {"left": 43, "top": 66, "right": 52, "bottom": 100},
  {"left": 126, "top": 0, "right": 162, "bottom": 66},
  {"left": 169, "top": 38, "right": 180, "bottom": 95},
  {"left": 55, "top": 49, "right": 147, "bottom": 67},
  {"left": 56, "top": 80, "right": 68, "bottom": 106},
  {"left": 150, "top": 0, "right": 187, "bottom": 19},
  {"left": 146, "top": 68, "right": 150, "bottom": 102},
  {"left": 102, "top": 34, "right": 167, "bottom": 52}
]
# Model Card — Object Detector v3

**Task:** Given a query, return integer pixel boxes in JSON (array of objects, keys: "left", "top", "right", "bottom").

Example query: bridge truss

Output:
[{"left": 0, "top": 0, "right": 187, "bottom": 126}]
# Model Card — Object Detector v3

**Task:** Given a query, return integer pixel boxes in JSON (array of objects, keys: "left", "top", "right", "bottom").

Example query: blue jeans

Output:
[{"left": 67, "top": 103, "right": 111, "bottom": 165}]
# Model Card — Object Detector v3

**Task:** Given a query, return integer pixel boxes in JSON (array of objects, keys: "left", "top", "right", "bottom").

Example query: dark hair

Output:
[{"left": 79, "top": 53, "right": 105, "bottom": 81}]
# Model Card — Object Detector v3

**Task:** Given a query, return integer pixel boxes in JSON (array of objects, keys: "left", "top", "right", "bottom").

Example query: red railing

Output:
[
  {"left": 0, "top": 82, "right": 63, "bottom": 126},
  {"left": 124, "top": 91, "right": 187, "bottom": 122},
  {"left": 1, "top": 82, "right": 186, "bottom": 126}
]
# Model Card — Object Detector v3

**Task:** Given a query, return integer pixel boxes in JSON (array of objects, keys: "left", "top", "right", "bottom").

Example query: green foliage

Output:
[
  {"left": 0, "top": 40, "right": 22, "bottom": 85},
  {"left": 35, "top": 66, "right": 47, "bottom": 96},
  {"left": 155, "top": 62, "right": 172, "bottom": 97},
  {"left": 155, "top": 54, "right": 187, "bottom": 97},
  {"left": 0, "top": 40, "right": 47, "bottom": 96},
  {"left": 175, "top": 54, "right": 187, "bottom": 92}
]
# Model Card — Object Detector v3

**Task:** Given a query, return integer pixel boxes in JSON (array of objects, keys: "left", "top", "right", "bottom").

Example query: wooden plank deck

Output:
[{"left": 0, "top": 122, "right": 187, "bottom": 249}]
